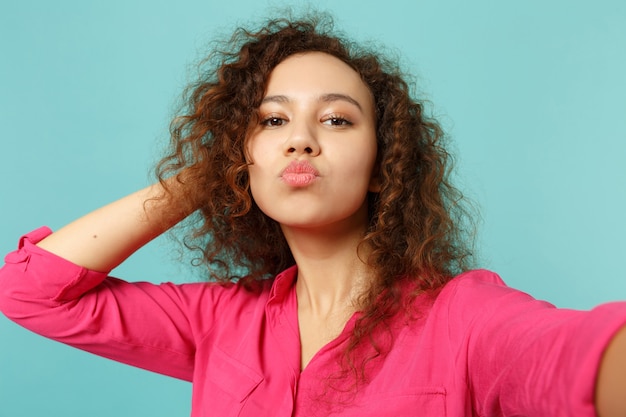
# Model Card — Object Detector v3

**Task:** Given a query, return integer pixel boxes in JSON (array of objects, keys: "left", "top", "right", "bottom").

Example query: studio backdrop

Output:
[{"left": 1, "top": 1, "right": 625, "bottom": 416}]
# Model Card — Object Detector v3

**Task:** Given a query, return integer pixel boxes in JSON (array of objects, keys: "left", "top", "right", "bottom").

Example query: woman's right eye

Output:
[{"left": 261, "top": 117, "right": 286, "bottom": 127}]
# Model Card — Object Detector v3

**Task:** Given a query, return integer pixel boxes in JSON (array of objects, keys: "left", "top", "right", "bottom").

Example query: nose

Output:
[{"left": 283, "top": 118, "right": 320, "bottom": 156}]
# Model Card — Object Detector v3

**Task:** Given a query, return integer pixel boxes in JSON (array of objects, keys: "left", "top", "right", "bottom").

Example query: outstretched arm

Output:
[{"left": 596, "top": 325, "right": 626, "bottom": 417}]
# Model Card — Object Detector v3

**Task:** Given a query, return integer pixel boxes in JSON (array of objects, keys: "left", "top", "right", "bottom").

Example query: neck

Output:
[{"left": 281, "top": 215, "right": 373, "bottom": 317}]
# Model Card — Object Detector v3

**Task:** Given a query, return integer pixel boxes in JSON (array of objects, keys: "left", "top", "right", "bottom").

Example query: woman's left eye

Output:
[{"left": 322, "top": 117, "right": 353, "bottom": 126}]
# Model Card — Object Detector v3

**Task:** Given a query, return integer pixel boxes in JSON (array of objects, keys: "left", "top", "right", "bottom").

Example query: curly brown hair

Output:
[{"left": 156, "top": 13, "right": 476, "bottom": 386}]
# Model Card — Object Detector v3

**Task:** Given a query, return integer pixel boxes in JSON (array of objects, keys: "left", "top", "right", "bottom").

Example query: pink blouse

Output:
[{"left": 1, "top": 227, "right": 626, "bottom": 416}]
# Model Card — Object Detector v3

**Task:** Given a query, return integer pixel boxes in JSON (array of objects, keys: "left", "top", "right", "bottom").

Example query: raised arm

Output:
[
  {"left": 0, "top": 173, "right": 206, "bottom": 381},
  {"left": 36, "top": 175, "right": 195, "bottom": 272}
]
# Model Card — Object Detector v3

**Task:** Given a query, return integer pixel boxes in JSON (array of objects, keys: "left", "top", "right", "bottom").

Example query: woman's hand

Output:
[{"left": 596, "top": 324, "right": 626, "bottom": 417}]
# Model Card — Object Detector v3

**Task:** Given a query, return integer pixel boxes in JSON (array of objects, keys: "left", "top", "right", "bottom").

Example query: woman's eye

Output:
[
  {"left": 322, "top": 117, "right": 353, "bottom": 127},
  {"left": 261, "top": 117, "right": 286, "bottom": 127}
]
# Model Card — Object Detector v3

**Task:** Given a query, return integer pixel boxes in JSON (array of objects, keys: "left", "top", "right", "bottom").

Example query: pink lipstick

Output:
[{"left": 281, "top": 160, "right": 319, "bottom": 187}]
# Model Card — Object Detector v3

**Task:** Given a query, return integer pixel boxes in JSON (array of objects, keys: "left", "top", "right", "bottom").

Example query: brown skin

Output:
[
  {"left": 596, "top": 326, "right": 626, "bottom": 417},
  {"left": 36, "top": 176, "right": 194, "bottom": 272}
]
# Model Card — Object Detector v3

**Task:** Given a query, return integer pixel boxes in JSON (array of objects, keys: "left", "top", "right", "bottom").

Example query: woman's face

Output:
[{"left": 246, "top": 52, "right": 378, "bottom": 233}]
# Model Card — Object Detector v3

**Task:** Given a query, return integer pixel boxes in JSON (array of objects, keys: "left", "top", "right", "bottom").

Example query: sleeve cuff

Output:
[{"left": 3, "top": 227, "right": 110, "bottom": 303}]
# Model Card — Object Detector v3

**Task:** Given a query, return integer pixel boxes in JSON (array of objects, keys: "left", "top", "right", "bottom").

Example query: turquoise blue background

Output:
[{"left": 1, "top": 0, "right": 625, "bottom": 415}]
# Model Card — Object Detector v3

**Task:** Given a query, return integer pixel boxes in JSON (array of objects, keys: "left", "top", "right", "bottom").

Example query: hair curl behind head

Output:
[{"left": 156, "top": 11, "right": 477, "bottom": 387}]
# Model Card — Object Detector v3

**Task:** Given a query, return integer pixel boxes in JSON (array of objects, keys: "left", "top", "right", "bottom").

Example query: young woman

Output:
[{"left": 1, "top": 16, "right": 626, "bottom": 417}]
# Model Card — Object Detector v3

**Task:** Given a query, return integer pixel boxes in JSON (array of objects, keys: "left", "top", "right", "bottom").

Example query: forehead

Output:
[{"left": 264, "top": 52, "right": 374, "bottom": 112}]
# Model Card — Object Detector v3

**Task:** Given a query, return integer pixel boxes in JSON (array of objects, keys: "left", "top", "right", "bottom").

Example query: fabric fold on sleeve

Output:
[
  {"left": 1, "top": 227, "right": 110, "bottom": 313},
  {"left": 0, "top": 227, "right": 199, "bottom": 381}
]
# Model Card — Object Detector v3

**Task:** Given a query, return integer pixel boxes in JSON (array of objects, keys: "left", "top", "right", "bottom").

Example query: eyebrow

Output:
[{"left": 261, "top": 93, "right": 364, "bottom": 112}]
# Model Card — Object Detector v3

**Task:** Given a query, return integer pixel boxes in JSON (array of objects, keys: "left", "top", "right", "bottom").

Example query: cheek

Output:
[
  {"left": 246, "top": 163, "right": 270, "bottom": 210},
  {"left": 349, "top": 143, "right": 378, "bottom": 179},
  {"left": 243, "top": 139, "right": 254, "bottom": 164},
  {"left": 244, "top": 142, "right": 262, "bottom": 187},
  {"left": 246, "top": 164, "right": 260, "bottom": 196}
]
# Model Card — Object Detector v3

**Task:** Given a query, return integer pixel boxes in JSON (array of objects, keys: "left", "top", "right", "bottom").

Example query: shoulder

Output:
[
  {"left": 427, "top": 269, "right": 555, "bottom": 333},
  {"left": 437, "top": 268, "right": 539, "bottom": 306},
  {"left": 446, "top": 268, "right": 508, "bottom": 288}
]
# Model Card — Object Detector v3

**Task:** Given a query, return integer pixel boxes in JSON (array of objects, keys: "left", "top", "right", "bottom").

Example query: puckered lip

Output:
[
  {"left": 280, "top": 160, "right": 320, "bottom": 176},
  {"left": 279, "top": 160, "right": 320, "bottom": 187}
]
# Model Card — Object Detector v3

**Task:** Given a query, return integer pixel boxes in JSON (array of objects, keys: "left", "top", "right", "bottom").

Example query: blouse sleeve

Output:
[
  {"left": 0, "top": 227, "right": 217, "bottom": 382},
  {"left": 447, "top": 270, "right": 626, "bottom": 417}
]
